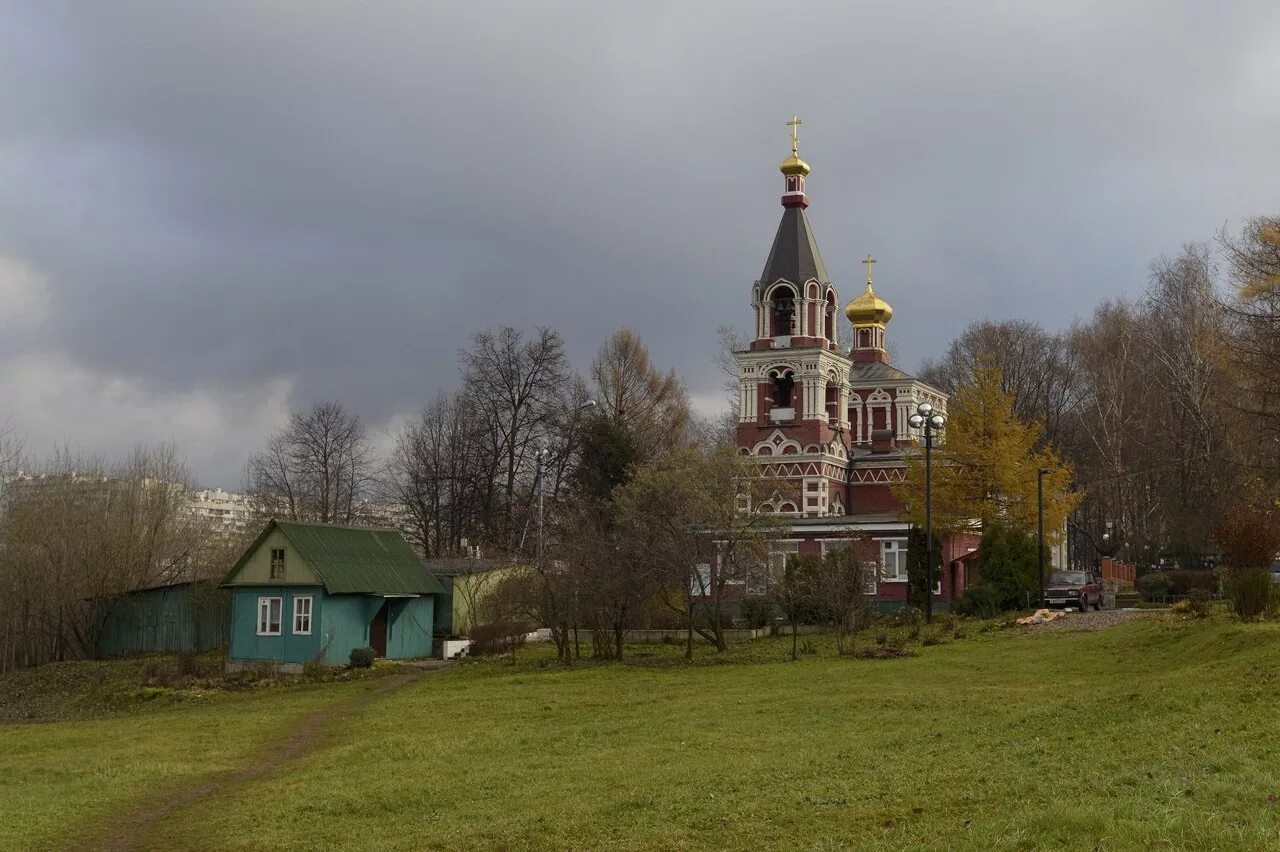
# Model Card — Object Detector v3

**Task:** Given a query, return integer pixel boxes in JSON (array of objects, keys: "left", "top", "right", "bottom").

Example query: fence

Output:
[
  {"left": 95, "top": 582, "right": 230, "bottom": 658},
  {"left": 1100, "top": 557, "right": 1135, "bottom": 585}
]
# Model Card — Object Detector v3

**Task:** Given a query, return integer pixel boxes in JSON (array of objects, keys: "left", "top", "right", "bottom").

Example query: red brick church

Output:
[{"left": 732, "top": 119, "right": 979, "bottom": 608}]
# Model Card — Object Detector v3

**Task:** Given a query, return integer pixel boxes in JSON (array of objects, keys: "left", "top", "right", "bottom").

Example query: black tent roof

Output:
[{"left": 759, "top": 206, "right": 830, "bottom": 288}]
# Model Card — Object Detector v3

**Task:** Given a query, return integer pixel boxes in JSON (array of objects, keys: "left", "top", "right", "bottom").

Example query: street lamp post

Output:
[
  {"left": 1037, "top": 467, "right": 1049, "bottom": 609},
  {"left": 908, "top": 402, "right": 946, "bottom": 624}
]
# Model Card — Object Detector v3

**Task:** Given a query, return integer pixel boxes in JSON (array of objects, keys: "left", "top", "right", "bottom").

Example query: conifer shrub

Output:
[
  {"left": 348, "top": 646, "right": 376, "bottom": 669},
  {"left": 952, "top": 585, "right": 1004, "bottom": 618},
  {"left": 738, "top": 597, "right": 774, "bottom": 629},
  {"left": 1137, "top": 572, "right": 1174, "bottom": 603},
  {"left": 973, "top": 523, "right": 1044, "bottom": 610}
]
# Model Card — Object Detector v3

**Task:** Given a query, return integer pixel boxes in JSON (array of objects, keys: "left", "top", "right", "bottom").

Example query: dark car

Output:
[{"left": 1044, "top": 570, "right": 1103, "bottom": 611}]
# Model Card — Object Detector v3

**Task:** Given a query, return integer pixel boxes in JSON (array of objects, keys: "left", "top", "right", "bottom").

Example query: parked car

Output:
[
  {"left": 1270, "top": 560, "right": 1280, "bottom": 585},
  {"left": 1044, "top": 570, "right": 1103, "bottom": 611}
]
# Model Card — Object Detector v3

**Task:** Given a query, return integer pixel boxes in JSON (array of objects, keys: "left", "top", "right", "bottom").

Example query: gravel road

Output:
[{"left": 1020, "top": 608, "right": 1158, "bottom": 633}]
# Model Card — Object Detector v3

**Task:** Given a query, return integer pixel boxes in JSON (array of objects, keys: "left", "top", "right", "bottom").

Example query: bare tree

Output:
[
  {"left": 461, "top": 326, "right": 571, "bottom": 552},
  {"left": 248, "top": 401, "right": 374, "bottom": 524},
  {"left": 591, "top": 328, "right": 692, "bottom": 459},
  {"left": 386, "top": 392, "right": 487, "bottom": 557},
  {"left": 919, "top": 319, "right": 1082, "bottom": 450},
  {"left": 811, "top": 543, "right": 877, "bottom": 655},
  {"left": 613, "top": 445, "right": 788, "bottom": 656},
  {"left": 0, "top": 445, "right": 209, "bottom": 670}
]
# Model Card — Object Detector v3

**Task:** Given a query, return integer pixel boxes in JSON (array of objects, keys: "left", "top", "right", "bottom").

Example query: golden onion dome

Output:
[
  {"left": 779, "top": 153, "right": 811, "bottom": 177},
  {"left": 844, "top": 283, "right": 893, "bottom": 326}
]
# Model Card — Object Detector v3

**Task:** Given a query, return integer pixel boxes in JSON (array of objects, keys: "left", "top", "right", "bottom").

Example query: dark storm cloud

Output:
[{"left": 1, "top": 1, "right": 1277, "bottom": 485}]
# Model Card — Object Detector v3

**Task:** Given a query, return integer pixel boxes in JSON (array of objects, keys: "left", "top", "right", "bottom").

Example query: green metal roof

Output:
[{"left": 224, "top": 520, "right": 445, "bottom": 595}]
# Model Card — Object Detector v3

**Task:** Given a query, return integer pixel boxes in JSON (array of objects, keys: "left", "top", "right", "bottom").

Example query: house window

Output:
[
  {"left": 293, "top": 596, "right": 313, "bottom": 635},
  {"left": 257, "top": 597, "right": 282, "bottom": 635},
  {"left": 881, "top": 539, "right": 909, "bottom": 582},
  {"left": 270, "top": 548, "right": 286, "bottom": 579}
]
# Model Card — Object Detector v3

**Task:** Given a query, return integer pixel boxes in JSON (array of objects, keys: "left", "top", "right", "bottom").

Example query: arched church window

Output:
[
  {"left": 858, "top": 328, "right": 871, "bottom": 348},
  {"left": 825, "top": 291, "right": 836, "bottom": 341},
  {"left": 770, "top": 285, "right": 795, "bottom": 337}
]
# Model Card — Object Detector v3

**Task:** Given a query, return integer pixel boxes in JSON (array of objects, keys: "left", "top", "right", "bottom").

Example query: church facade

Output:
[{"left": 732, "top": 122, "right": 978, "bottom": 608}]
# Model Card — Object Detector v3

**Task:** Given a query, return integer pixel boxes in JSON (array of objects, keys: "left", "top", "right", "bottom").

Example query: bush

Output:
[
  {"left": 1163, "top": 570, "right": 1218, "bottom": 597},
  {"left": 952, "top": 585, "right": 1004, "bottom": 618},
  {"left": 348, "top": 646, "right": 375, "bottom": 668},
  {"left": 175, "top": 651, "right": 201, "bottom": 678},
  {"left": 469, "top": 622, "right": 528, "bottom": 657},
  {"left": 738, "top": 596, "right": 774, "bottom": 629},
  {"left": 1186, "top": 588, "right": 1213, "bottom": 617},
  {"left": 1230, "top": 569, "right": 1275, "bottom": 620},
  {"left": 892, "top": 605, "right": 925, "bottom": 628},
  {"left": 1137, "top": 572, "right": 1174, "bottom": 603}
]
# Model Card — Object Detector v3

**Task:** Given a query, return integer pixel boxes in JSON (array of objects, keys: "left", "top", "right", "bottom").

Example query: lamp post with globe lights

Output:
[{"left": 908, "top": 402, "right": 946, "bottom": 623}]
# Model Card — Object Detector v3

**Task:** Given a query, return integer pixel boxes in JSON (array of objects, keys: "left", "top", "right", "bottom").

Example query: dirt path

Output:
[{"left": 90, "top": 666, "right": 441, "bottom": 851}]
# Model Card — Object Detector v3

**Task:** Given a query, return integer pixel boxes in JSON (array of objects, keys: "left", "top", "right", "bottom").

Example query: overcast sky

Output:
[{"left": 1, "top": 2, "right": 1277, "bottom": 488}]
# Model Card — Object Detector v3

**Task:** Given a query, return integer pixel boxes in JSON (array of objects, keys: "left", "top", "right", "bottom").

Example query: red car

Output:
[{"left": 1044, "top": 570, "right": 1103, "bottom": 611}]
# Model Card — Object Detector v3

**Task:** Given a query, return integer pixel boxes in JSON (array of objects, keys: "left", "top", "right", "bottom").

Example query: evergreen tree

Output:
[
  {"left": 905, "top": 526, "right": 941, "bottom": 611},
  {"left": 976, "top": 523, "right": 1046, "bottom": 610},
  {"left": 572, "top": 414, "right": 639, "bottom": 505}
]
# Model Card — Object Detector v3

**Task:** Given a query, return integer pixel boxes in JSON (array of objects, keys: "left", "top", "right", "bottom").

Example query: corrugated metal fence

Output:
[{"left": 96, "top": 582, "right": 230, "bottom": 658}]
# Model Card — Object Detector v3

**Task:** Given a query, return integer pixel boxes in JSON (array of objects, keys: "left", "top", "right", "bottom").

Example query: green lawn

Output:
[{"left": 6, "top": 617, "right": 1280, "bottom": 850}]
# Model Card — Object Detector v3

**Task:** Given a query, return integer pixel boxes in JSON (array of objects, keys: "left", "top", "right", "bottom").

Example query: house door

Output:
[{"left": 369, "top": 602, "right": 388, "bottom": 657}]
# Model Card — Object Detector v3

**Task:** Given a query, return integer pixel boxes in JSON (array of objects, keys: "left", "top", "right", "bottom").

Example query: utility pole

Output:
[{"left": 536, "top": 444, "right": 548, "bottom": 562}]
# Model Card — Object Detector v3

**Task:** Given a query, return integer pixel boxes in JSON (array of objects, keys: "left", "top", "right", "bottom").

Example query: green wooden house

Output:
[{"left": 223, "top": 520, "right": 445, "bottom": 672}]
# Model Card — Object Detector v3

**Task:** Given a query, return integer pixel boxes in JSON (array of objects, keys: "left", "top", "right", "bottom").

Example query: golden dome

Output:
[
  {"left": 844, "top": 283, "right": 893, "bottom": 326},
  {"left": 779, "top": 153, "right": 811, "bottom": 177}
]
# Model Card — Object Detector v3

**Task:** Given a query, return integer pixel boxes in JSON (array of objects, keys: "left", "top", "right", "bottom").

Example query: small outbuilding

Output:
[{"left": 223, "top": 519, "right": 445, "bottom": 672}]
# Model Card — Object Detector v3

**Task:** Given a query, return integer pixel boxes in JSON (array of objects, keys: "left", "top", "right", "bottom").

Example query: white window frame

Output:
[
  {"left": 257, "top": 596, "right": 282, "bottom": 636},
  {"left": 269, "top": 547, "right": 286, "bottom": 580},
  {"left": 880, "top": 538, "right": 909, "bottom": 582},
  {"left": 292, "top": 595, "right": 313, "bottom": 635}
]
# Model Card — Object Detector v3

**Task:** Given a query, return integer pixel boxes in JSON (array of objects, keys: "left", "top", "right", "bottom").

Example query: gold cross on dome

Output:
[
  {"left": 786, "top": 115, "right": 803, "bottom": 155},
  {"left": 863, "top": 254, "right": 877, "bottom": 285}
]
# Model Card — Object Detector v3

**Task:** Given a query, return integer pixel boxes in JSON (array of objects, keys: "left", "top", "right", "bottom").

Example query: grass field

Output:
[{"left": 4, "top": 615, "right": 1280, "bottom": 850}]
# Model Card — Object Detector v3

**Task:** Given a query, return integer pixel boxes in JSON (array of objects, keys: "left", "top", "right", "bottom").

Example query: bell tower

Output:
[{"left": 736, "top": 118, "right": 853, "bottom": 518}]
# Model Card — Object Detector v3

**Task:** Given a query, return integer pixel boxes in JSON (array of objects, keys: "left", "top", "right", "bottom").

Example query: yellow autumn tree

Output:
[{"left": 893, "top": 362, "right": 1079, "bottom": 540}]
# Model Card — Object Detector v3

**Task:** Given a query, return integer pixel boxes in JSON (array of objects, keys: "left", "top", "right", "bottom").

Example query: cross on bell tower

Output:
[{"left": 779, "top": 115, "right": 810, "bottom": 209}]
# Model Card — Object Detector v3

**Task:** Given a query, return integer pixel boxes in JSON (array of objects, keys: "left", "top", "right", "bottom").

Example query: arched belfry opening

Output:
[
  {"left": 767, "top": 367, "right": 795, "bottom": 409},
  {"left": 769, "top": 285, "right": 796, "bottom": 338}
]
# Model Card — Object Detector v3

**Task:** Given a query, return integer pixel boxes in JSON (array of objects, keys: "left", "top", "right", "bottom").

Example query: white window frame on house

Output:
[
  {"left": 270, "top": 547, "right": 286, "bottom": 580},
  {"left": 880, "top": 538, "right": 909, "bottom": 582},
  {"left": 257, "top": 596, "right": 282, "bottom": 636},
  {"left": 764, "top": 540, "right": 802, "bottom": 592},
  {"left": 293, "top": 595, "right": 313, "bottom": 635}
]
